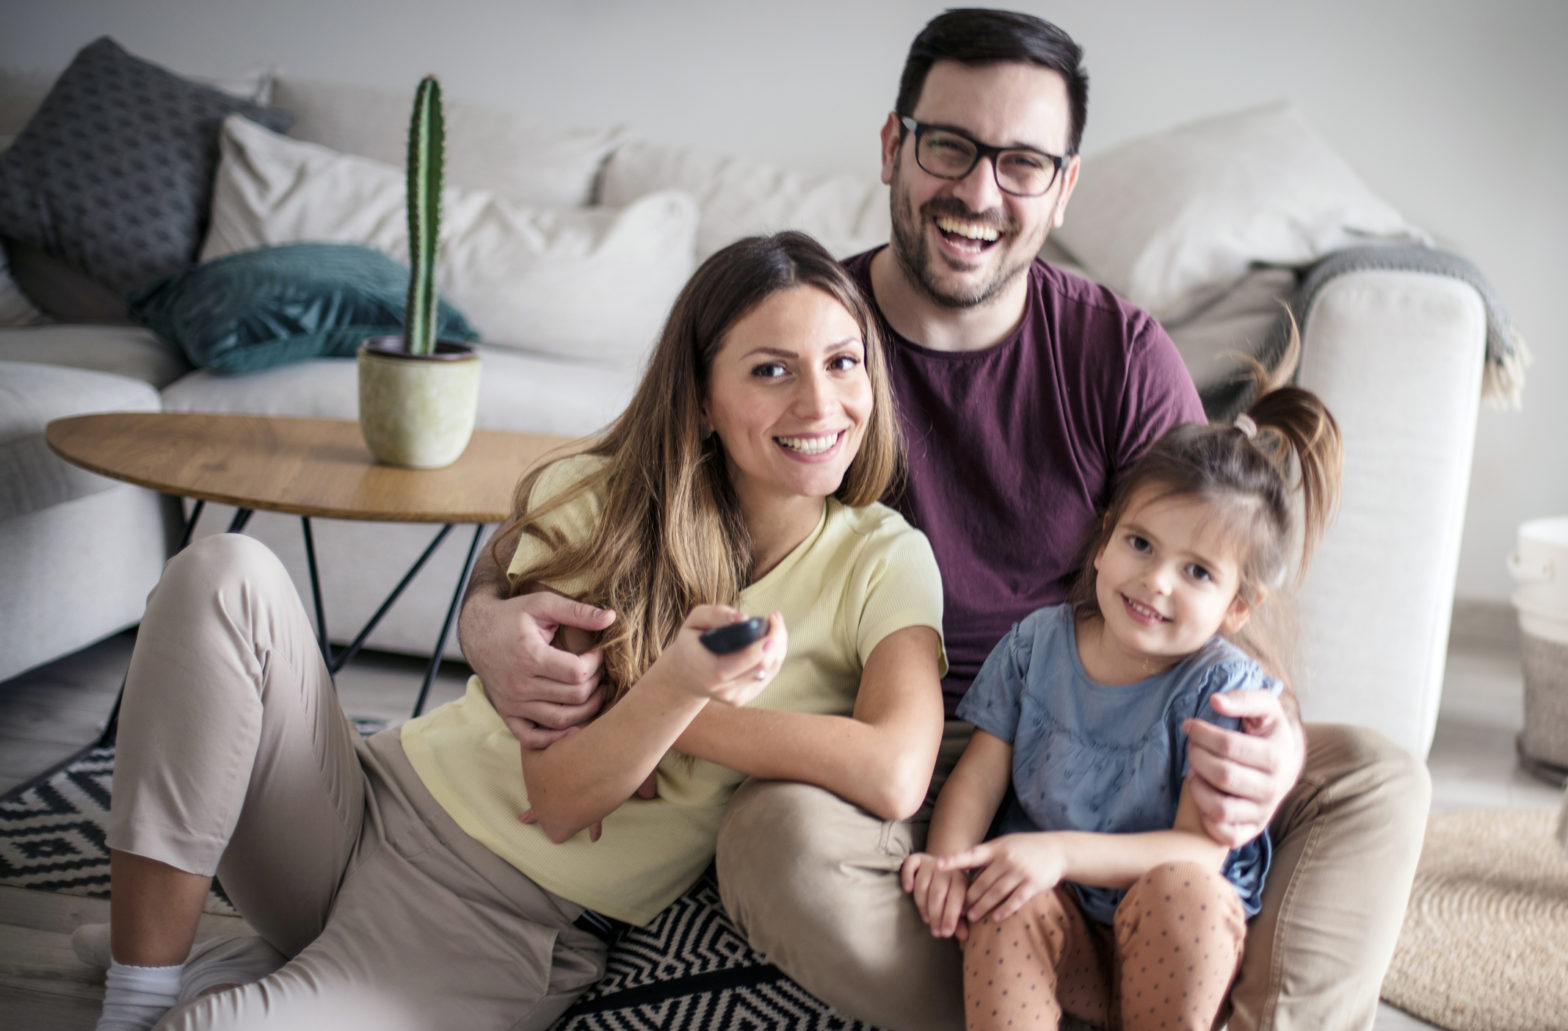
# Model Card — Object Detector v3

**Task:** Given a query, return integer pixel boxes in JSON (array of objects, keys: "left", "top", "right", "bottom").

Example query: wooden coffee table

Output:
[{"left": 47, "top": 412, "right": 576, "bottom": 722}]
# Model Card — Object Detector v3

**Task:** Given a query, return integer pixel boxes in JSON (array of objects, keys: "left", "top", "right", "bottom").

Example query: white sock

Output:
[{"left": 96, "top": 959, "right": 182, "bottom": 1031}]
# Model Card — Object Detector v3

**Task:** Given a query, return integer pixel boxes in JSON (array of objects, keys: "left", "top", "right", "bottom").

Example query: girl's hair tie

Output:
[{"left": 1233, "top": 413, "right": 1258, "bottom": 439}]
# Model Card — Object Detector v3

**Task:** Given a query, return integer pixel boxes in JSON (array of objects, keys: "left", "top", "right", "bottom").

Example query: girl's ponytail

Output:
[
  {"left": 1070, "top": 313, "right": 1345, "bottom": 682},
  {"left": 1233, "top": 315, "right": 1344, "bottom": 584}
]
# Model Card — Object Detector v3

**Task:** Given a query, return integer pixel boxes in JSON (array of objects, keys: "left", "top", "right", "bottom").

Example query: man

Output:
[{"left": 458, "top": 10, "right": 1428, "bottom": 1030}]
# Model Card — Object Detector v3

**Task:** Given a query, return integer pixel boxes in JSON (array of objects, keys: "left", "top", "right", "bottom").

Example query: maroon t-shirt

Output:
[{"left": 843, "top": 249, "right": 1205, "bottom": 714}]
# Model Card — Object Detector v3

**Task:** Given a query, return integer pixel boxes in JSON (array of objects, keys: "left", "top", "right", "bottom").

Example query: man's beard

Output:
[{"left": 887, "top": 154, "right": 1040, "bottom": 310}]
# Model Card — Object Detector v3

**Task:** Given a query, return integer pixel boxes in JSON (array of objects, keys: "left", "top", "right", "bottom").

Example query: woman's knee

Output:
[
  {"left": 130, "top": 533, "right": 310, "bottom": 713},
  {"left": 718, "top": 778, "right": 898, "bottom": 882},
  {"left": 162, "top": 533, "right": 288, "bottom": 596},
  {"left": 716, "top": 778, "right": 914, "bottom": 944},
  {"left": 719, "top": 779, "right": 827, "bottom": 854}
]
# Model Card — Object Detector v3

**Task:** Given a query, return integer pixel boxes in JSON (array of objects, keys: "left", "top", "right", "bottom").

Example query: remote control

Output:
[{"left": 699, "top": 616, "right": 769, "bottom": 655}]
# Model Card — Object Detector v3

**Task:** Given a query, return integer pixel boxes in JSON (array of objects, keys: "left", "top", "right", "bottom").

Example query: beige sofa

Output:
[{"left": 0, "top": 64, "right": 1492, "bottom": 761}]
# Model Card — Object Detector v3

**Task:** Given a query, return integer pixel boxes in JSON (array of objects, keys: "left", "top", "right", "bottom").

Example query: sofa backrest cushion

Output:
[
  {"left": 1054, "top": 102, "right": 1424, "bottom": 322},
  {"left": 600, "top": 140, "right": 890, "bottom": 263},
  {"left": 270, "top": 75, "right": 623, "bottom": 208},
  {"left": 127, "top": 242, "right": 478, "bottom": 375},
  {"left": 0, "top": 38, "right": 294, "bottom": 297},
  {"left": 201, "top": 116, "right": 698, "bottom": 368}
]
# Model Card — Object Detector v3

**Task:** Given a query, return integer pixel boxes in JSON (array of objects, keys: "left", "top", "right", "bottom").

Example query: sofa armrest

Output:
[{"left": 1293, "top": 269, "right": 1486, "bottom": 758}]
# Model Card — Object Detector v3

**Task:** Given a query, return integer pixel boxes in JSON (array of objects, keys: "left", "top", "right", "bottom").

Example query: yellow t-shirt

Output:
[{"left": 400, "top": 454, "right": 945, "bottom": 924}]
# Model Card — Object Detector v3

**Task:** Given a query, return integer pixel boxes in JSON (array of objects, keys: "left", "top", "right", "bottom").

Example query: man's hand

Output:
[
  {"left": 1183, "top": 689, "right": 1305, "bottom": 848},
  {"left": 466, "top": 587, "right": 617, "bottom": 749}
]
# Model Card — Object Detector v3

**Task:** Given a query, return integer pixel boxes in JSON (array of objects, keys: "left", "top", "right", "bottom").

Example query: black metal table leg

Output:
[
  {"left": 326, "top": 525, "right": 456, "bottom": 676},
  {"left": 301, "top": 516, "right": 334, "bottom": 673},
  {"left": 410, "top": 523, "right": 487, "bottom": 717}
]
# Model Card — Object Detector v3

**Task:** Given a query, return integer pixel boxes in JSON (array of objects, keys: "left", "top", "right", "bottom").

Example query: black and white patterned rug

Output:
[
  {"left": 0, "top": 739, "right": 883, "bottom": 1030},
  {"left": 0, "top": 744, "right": 121, "bottom": 902}
]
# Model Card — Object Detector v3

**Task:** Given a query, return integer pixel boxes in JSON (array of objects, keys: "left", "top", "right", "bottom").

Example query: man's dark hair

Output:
[{"left": 895, "top": 8, "right": 1089, "bottom": 155}]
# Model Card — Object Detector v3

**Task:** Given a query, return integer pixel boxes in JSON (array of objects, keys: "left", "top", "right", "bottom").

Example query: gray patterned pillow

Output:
[{"left": 0, "top": 37, "right": 294, "bottom": 295}]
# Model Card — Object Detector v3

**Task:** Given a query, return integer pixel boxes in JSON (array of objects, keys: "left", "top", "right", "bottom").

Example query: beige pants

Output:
[
  {"left": 962, "top": 864, "right": 1245, "bottom": 1031},
  {"left": 717, "top": 718, "right": 1430, "bottom": 1031},
  {"left": 108, "top": 534, "right": 608, "bottom": 1031}
]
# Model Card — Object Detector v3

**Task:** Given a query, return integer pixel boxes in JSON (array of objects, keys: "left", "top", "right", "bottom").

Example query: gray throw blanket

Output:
[{"left": 1207, "top": 243, "right": 1531, "bottom": 420}]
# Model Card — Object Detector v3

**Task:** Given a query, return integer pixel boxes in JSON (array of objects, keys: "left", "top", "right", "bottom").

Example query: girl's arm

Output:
[
  {"left": 671, "top": 624, "right": 945, "bottom": 820},
  {"left": 901, "top": 728, "right": 1014, "bottom": 938},
  {"left": 926, "top": 729, "right": 1014, "bottom": 854},
  {"left": 1183, "top": 688, "right": 1303, "bottom": 846},
  {"left": 940, "top": 779, "right": 1230, "bottom": 925},
  {"left": 518, "top": 605, "right": 781, "bottom": 843}
]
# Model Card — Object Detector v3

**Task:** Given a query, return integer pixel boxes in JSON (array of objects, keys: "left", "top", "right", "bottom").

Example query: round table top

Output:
[{"left": 46, "top": 412, "right": 579, "bottom": 523}]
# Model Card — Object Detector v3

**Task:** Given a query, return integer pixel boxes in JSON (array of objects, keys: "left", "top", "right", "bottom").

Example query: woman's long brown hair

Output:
[{"left": 491, "top": 232, "right": 903, "bottom": 703}]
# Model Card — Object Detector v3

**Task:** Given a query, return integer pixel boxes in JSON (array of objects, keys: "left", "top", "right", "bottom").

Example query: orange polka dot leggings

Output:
[{"left": 961, "top": 861, "right": 1246, "bottom": 1031}]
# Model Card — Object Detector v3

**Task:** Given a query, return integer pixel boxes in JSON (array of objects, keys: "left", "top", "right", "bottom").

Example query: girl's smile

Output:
[{"left": 1082, "top": 488, "right": 1253, "bottom": 684}]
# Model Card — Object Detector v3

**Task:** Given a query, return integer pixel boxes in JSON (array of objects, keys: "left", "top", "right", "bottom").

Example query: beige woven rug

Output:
[{"left": 1380, "top": 808, "right": 1568, "bottom": 1031}]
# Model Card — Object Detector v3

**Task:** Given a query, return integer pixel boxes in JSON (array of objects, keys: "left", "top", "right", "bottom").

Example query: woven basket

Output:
[
  {"left": 1519, "top": 631, "right": 1568, "bottom": 773},
  {"left": 1509, "top": 517, "right": 1568, "bottom": 780}
]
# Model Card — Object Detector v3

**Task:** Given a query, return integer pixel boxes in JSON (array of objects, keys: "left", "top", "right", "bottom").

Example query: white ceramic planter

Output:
[{"left": 357, "top": 337, "right": 482, "bottom": 469}]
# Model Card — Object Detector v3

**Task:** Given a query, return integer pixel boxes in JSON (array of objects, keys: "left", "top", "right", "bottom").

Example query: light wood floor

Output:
[{"left": 1, "top": 621, "right": 1561, "bottom": 1030}]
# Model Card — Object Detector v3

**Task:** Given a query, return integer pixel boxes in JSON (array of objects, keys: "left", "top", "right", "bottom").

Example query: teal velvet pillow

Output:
[{"left": 127, "top": 243, "right": 478, "bottom": 374}]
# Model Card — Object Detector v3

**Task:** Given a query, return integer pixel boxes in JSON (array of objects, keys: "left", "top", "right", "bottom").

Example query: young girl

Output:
[
  {"left": 902, "top": 333, "right": 1343, "bottom": 1031},
  {"left": 83, "top": 232, "right": 946, "bottom": 1031}
]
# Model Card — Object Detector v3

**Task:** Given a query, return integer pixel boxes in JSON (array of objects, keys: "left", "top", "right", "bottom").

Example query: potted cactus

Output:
[{"left": 357, "top": 75, "right": 482, "bottom": 469}]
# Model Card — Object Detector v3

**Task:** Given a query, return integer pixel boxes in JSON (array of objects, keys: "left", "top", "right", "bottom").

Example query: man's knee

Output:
[{"left": 1297, "top": 723, "right": 1431, "bottom": 831}]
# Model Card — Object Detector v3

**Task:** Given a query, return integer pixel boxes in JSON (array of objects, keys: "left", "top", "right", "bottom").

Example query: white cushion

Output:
[
  {"left": 601, "top": 140, "right": 889, "bottom": 261},
  {"left": 162, "top": 345, "right": 640, "bottom": 440},
  {"left": 270, "top": 75, "right": 622, "bottom": 208},
  {"left": 201, "top": 116, "right": 699, "bottom": 365},
  {"left": 1055, "top": 103, "right": 1425, "bottom": 320}
]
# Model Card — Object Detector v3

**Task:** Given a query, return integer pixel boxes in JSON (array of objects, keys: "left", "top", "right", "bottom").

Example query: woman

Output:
[{"left": 86, "top": 231, "right": 947, "bottom": 1030}]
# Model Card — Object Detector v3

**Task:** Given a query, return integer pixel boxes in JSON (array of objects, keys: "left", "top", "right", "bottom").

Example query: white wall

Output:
[{"left": 4, "top": 0, "right": 1564, "bottom": 604}]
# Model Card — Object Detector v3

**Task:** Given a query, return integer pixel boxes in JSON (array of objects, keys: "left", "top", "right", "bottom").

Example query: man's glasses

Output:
[{"left": 899, "top": 116, "right": 1068, "bottom": 198}]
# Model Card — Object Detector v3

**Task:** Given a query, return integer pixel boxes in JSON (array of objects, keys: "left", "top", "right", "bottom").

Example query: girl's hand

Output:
[
  {"left": 901, "top": 852, "right": 971, "bottom": 940},
  {"left": 938, "top": 832, "right": 1067, "bottom": 925},
  {"left": 652, "top": 605, "right": 787, "bottom": 706}
]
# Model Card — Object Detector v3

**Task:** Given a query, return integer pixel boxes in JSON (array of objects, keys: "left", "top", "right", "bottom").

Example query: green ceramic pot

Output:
[{"left": 357, "top": 337, "right": 482, "bottom": 469}]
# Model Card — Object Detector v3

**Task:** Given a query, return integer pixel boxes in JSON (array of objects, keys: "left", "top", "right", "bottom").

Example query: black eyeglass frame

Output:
[{"left": 898, "top": 116, "right": 1069, "bottom": 198}]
